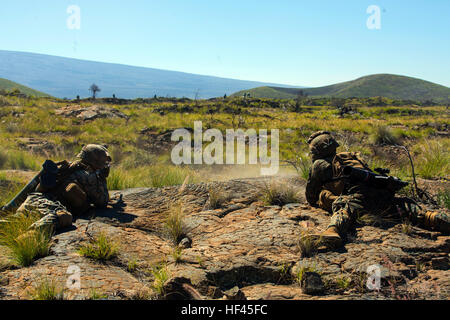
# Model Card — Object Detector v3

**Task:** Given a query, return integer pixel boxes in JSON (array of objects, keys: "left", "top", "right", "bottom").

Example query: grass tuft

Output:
[
  {"left": 294, "top": 262, "right": 319, "bottom": 285},
  {"left": 0, "top": 211, "right": 51, "bottom": 267},
  {"left": 370, "top": 125, "right": 401, "bottom": 145},
  {"left": 297, "top": 231, "right": 320, "bottom": 258},
  {"left": 28, "top": 278, "right": 65, "bottom": 300},
  {"left": 260, "top": 181, "right": 299, "bottom": 206},
  {"left": 150, "top": 263, "right": 170, "bottom": 297},
  {"left": 207, "top": 186, "right": 229, "bottom": 209},
  {"left": 164, "top": 202, "right": 186, "bottom": 245},
  {"left": 78, "top": 232, "right": 120, "bottom": 261}
]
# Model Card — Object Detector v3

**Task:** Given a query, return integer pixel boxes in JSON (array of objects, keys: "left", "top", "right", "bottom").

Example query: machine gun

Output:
[
  {"left": 1, "top": 160, "right": 58, "bottom": 213},
  {"left": 341, "top": 166, "right": 408, "bottom": 193}
]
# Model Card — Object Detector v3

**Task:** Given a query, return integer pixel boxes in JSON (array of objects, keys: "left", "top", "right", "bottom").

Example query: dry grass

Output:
[
  {"left": 164, "top": 202, "right": 187, "bottom": 245},
  {"left": 207, "top": 185, "right": 230, "bottom": 209},
  {"left": 297, "top": 231, "right": 320, "bottom": 258},
  {"left": 260, "top": 181, "right": 299, "bottom": 206}
]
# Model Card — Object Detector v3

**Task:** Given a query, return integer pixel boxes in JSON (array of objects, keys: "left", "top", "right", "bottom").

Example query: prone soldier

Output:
[
  {"left": 303, "top": 131, "right": 449, "bottom": 248},
  {"left": 1, "top": 144, "right": 111, "bottom": 238}
]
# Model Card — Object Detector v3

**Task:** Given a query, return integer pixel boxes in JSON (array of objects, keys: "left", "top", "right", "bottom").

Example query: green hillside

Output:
[
  {"left": 0, "top": 78, "right": 51, "bottom": 97},
  {"left": 232, "top": 74, "right": 450, "bottom": 103}
]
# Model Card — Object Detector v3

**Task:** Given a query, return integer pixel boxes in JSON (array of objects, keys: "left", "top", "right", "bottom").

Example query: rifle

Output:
[
  {"left": 340, "top": 166, "right": 408, "bottom": 193},
  {"left": 1, "top": 160, "right": 58, "bottom": 213}
]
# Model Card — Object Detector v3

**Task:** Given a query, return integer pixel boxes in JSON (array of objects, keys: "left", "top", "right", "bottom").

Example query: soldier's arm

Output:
[
  {"left": 71, "top": 170, "right": 109, "bottom": 208},
  {"left": 305, "top": 160, "right": 333, "bottom": 206}
]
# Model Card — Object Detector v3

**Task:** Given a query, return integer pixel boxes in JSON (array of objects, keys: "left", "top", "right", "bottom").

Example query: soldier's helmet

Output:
[
  {"left": 77, "top": 144, "right": 111, "bottom": 169},
  {"left": 307, "top": 131, "right": 339, "bottom": 160}
]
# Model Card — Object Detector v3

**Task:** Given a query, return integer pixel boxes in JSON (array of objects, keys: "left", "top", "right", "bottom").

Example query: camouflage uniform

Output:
[
  {"left": 14, "top": 144, "right": 110, "bottom": 235},
  {"left": 305, "top": 131, "right": 449, "bottom": 240}
]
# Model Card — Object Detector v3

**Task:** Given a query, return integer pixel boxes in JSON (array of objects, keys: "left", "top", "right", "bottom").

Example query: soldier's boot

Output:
[
  {"left": 318, "top": 226, "right": 343, "bottom": 248},
  {"left": 56, "top": 211, "right": 73, "bottom": 229},
  {"left": 301, "top": 226, "right": 343, "bottom": 249},
  {"left": 423, "top": 211, "right": 450, "bottom": 234}
]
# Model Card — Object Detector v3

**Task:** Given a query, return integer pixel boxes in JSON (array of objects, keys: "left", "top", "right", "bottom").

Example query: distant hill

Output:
[
  {"left": 0, "top": 50, "right": 300, "bottom": 99},
  {"left": 232, "top": 74, "right": 450, "bottom": 103},
  {"left": 0, "top": 78, "right": 50, "bottom": 97}
]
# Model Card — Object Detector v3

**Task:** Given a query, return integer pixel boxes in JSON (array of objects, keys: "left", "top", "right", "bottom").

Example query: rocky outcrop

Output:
[
  {"left": 0, "top": 177, "right": 448, "bottom": 300},
  {"left": 55, "top": 105, "right": 128, "bottom": 121}
]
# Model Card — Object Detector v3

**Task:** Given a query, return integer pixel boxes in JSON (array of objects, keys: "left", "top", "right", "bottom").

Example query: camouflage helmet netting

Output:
[
  {"left": 77, "top": 144, "right": 111, "bottom": 168},
  {"left": 308, "top": 131, "right": 339, "bottom": 159}
]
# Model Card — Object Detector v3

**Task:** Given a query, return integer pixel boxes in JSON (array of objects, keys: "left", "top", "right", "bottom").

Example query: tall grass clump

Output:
[
  {"left": 28, "top": 278, "right": 65, "bottom": 300},
  {"left": 415, "top": 141, "right": 449, "bottom": 179},
  {"left": 164, "top": 202, "right": 186, "bottom": 245},
  {"left": 150, "top": 263, "right": 170, "bottom": 297},
  {"left": 298, "top": 231, "right": 320, "bottom": 258},
  {"left": 78, "top": 232, "right": 120, "bottom": 261},
  {"left": 370, "top": 125, "right": 401, "bottom": 145},
  {"left": 0, "top": 211, "right": 51, "bottom": 267},
  {"left": 260, "top": 181, "right": 299, "bottom": 206},
  {"left": 207, "top": 185, "right": 230, "bottom": 209}
]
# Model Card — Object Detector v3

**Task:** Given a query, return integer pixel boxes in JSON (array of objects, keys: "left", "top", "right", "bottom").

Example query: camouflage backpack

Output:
[
  {"left": 332, "top": 152, "right": 372, "bottom": 178},
  {"left": 319, "top": 152, "right": 372, "bottom": 197}
]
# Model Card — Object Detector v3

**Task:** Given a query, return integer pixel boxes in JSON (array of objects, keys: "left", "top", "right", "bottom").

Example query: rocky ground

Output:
[{"left": 0, "top": 176, "right": 448, "bottom": 300}]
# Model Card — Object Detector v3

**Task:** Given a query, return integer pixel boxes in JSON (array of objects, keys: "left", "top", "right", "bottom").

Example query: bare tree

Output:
[{"left": 89, "top": 83, "right": 101, "bottom": 99}]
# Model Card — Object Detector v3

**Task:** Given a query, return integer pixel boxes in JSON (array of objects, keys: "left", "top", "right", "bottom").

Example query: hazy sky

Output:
[{"left": 1, "top": 0, "right": 449, "bottom": 87}]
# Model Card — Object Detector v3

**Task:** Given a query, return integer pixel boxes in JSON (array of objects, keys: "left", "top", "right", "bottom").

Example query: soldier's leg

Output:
[
  {"left": 394, "top": 197, "right": 449, "bottom": 234},
  {"left": 318, "top": 190, "right": 338, "bottom": 213},
  {"left": 300, "top": 194, "right": 365, "bottom": 249},
  {"left": 16, "top": 193, "right": 72, "bottom": 236},
  {"left": 328, "top": 194, "right": 364, "bottom": 236}
]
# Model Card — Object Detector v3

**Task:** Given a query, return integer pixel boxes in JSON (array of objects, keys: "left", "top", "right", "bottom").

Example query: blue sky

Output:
[{"left": 1, "top": 0, "right": 449, "bottom": 87}]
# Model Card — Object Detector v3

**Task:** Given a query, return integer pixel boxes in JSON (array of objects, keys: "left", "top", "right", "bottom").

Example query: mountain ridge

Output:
[
  {"left": 0, "top": 50, "right": 300, "bottom": 99},
  {"left": 232, "top": 74, "right": 450, "bottom": 103},
  {"left": 0, "top": 78, "right": 50, "bottom": 97}
]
